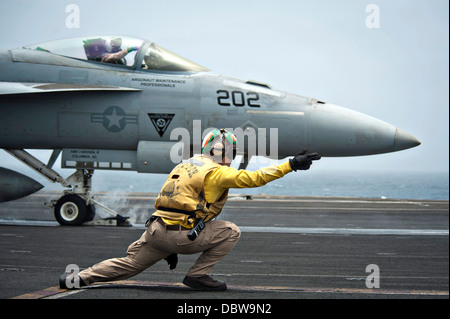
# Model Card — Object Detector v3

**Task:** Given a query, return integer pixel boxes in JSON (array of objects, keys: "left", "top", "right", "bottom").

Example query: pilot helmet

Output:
[{"left": 201, "top": 128, "right": 237, "bottom": 160}]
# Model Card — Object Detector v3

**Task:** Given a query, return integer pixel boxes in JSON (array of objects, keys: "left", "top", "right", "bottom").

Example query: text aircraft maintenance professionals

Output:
[{"left": 0, "top": 35, "right": 420, "bottom": 226}]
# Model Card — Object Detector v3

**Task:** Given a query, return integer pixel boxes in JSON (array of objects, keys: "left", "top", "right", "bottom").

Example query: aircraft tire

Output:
[
  {"left": 85, "top": 204, "right": 96, "bottom": 222},
  {"left": 54, "top": 194, "right": 88, "bottom": 226}
]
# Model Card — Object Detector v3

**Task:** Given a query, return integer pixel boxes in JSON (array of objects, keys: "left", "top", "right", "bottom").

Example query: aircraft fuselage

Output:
[{"left": 0, "top": 44, "right": 419, "bottom": 163}]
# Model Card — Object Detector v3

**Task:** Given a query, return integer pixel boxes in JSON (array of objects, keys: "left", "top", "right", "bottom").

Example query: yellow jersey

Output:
[{"left": 153, "top": 156, "right": 292, "bottom": 227}]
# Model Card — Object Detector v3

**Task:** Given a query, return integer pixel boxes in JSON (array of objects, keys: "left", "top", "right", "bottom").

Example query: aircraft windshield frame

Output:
[
  {"left": 23, "top": 35, "right": 209, "bottom": 72},
  {"left": 141, "top": 43, "right": 209, "bottom": 72}
]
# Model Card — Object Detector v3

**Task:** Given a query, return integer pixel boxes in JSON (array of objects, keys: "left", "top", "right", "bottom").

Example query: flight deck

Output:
[{"left": 0, "top": 191, "right": 448, "bottom": 301}]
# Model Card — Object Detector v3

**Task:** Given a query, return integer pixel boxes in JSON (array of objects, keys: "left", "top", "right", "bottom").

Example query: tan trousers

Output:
[{"left": 79, "top": 219, "right": 241, "bottom": 285}]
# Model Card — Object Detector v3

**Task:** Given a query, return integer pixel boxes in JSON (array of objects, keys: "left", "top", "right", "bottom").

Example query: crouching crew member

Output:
[{"left": 60, "top": 128, "right": 321, "bottom": 291}]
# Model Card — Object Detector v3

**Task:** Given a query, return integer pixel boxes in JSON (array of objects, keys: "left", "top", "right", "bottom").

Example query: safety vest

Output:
[{"left": 153, "top": 156, "right": 228, "bottom": 225}]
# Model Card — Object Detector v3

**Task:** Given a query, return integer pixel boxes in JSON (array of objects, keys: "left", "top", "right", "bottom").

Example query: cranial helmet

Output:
[{"left": 201, "top": 128, "right": 237, "bottom": 160}]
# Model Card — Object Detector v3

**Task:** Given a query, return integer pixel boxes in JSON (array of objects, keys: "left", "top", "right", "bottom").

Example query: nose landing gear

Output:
[
  {"left": 4, "top": 149, "right": 130, "bottom": 226},
  {"left": 47, "top": 168, "right": 131, "bottom": 226},
  {"left": 54, "top": 193, "right": 95, "bottom": 226}
]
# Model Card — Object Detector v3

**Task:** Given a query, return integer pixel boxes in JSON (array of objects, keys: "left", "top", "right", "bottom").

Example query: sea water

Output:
[{"left": 90, "top": 170, "right": 449, "bottom": 200}]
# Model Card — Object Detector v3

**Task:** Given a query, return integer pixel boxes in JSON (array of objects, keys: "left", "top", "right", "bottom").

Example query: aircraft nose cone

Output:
[
  {"left": 393, "top": 128, "right": 421, "bottom": 151},
  {"left": 305, "top": 103, "right": 421, "bottom": 156}
]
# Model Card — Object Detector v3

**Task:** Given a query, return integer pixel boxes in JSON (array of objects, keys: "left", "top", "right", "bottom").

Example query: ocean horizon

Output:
[{"left": 84, "top": 169, "right": 449, "bottom": 201}]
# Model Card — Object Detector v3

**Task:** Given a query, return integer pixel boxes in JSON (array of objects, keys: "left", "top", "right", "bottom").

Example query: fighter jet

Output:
[{"left": 0, "top": 35, "right": 420, "bottom": 225}]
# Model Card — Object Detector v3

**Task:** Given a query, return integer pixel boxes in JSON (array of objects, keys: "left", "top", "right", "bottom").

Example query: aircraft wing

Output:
[{"left": 0, "top": 82, "right": 141, "bottom": 95}]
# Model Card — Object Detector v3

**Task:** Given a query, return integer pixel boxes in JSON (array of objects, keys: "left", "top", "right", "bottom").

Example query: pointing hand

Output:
[{"left": 289, "top": 152, "right": 321, "bottom": 171}]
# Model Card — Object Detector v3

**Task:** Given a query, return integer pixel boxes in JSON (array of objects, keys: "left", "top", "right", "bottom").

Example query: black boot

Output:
[
  {"left": 183, "top": 275, "right": 227, "bottom": 291},
  {"left": 59, "top": 273, "right": 87, "bottom": 289}
]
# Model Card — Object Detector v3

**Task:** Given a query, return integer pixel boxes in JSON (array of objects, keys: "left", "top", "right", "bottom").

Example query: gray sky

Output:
[{"left": 0, "top": 0, "right": 448, "bottom": 175}]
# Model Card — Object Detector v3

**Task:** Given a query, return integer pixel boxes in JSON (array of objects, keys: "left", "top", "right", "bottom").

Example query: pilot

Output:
[
  {"left": 60, "top": 129, "right": 321, "bottom": 291},
  {"left": 100, "top": 47, "right": 136, "bottom": 64},
  {"left": 83, "top": 38, "right": 138, "bottom": 65}
]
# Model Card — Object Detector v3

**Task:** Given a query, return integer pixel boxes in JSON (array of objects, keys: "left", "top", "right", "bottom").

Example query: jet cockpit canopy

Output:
[
  {"left": 140, "top": 42, "right": 208, "bottom": 72},
  {"left": 23, "top": 35, "right": 208, "bottom": 72}
]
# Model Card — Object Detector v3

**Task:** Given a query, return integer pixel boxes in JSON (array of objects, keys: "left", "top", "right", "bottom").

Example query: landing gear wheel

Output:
[
  {"left": 85, "top": 204, "right": 96, "bottom": 222},
  {"left": 54, "top": 194, "right": 88, "bottom": 226}
]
